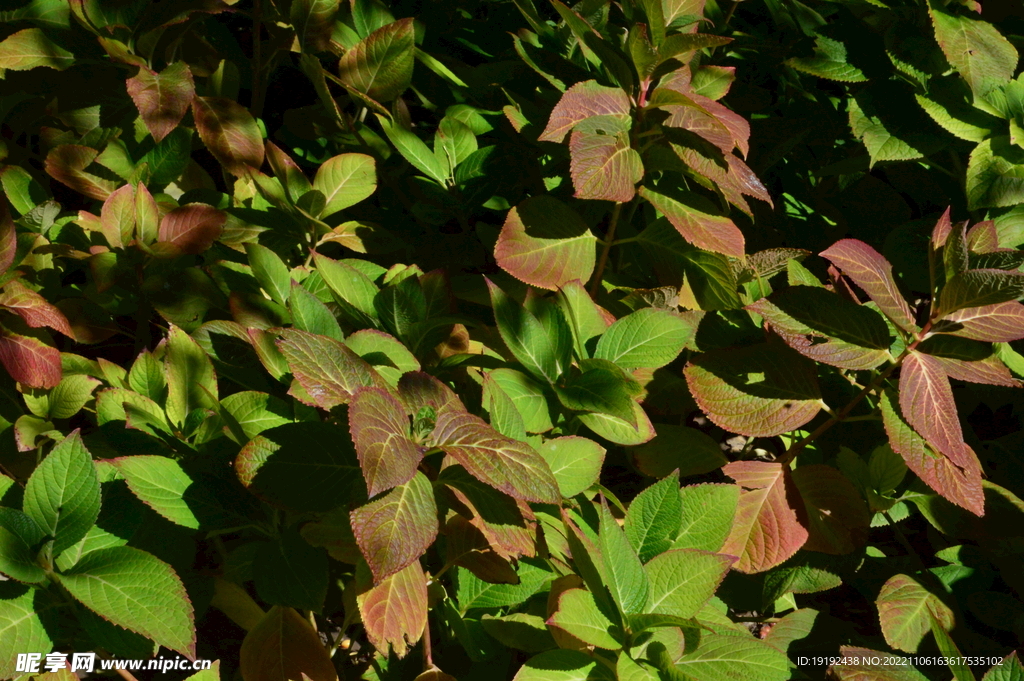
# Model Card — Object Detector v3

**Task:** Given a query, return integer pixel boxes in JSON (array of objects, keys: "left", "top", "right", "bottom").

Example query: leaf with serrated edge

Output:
[
  {"left": 0, "top": 323, "right": 61, "bottom": 389},
  {"left": 164, "top": 325, "right": 218, "bottom": 427},
  {"left": 936, "top": 302, "right": 1024, "bottom": 342},
  {"left": 538, "top": 436, "right": 605, "bottom": 499},
  {"left": 0, "top": 587, "right": 56, "bottom": 679},
  {"left": 349, "top": 387, "right": 423, "bottom": 497},
  {"left": 338, "top": 18, "right": 415, "bottom": 102},
  {"left": 578, "top": 401, "right": 656, "bottom": 445},
  {"left": 721, "top": 461, "right": 808, "bottom": 573},
  {"left": 313, "top": 153, "right": 377, "bottom": 218},
  {"left": 598, "top": 500, "right": 648, "bottom": 616},
  {"left": 192, "top": 96, "right": 264, "bottom": 177},
  {"left": 569, "top": 131, "right": 643, "bottom": 202},
  {"left": 547, "top": 588, "right": 623, "bottom": 649},
  {"left": 539, "top": 80, "right": 631, "bottom": 143},
  {"left": 644, "top": 549, "right": 733, "bottom": 618},
  {"left": 158, "top": 204, "right": 226, "bottom": 255},
  {"left": 828, "top": 646, "right": 931, "bottom": 681},
  {"left": 351, "top": 472, "right": 438, "bottom": 582},
  {"left": 356, "top": 560, "right": 427, "bottom": 658},
  {"left": 938, "top": 269, "right": 1024, "bottom": 316},
  {"left": 0, "top": 28, "right": 73, "bottom": 71},
  {"left": 23, "top": 430, "right": 99, "bottom": 555},
  {"left": 495, "top": 196, "right": 596, "bottom": 291},
  {"left": 763, "top": 608, "right": 818, "bottom": 653},
  {"left": 0, "top": 279, "right": 72, "bottom": 337},
  {"left": 277, "top": 328, "right": 388, "bottom": 410},
  {"left": 291, "top": 0, "right": 338, "bottom": 53},
  {"left": 639, "top": 187, "right": 745, "bottom": 258},
  {"left": 239, "top": 606, "right": 337, "bottom": 681},
  {"left": 876, "top": 573, "right": 954, "bottom": 654},
  {"left": 595, "top": 308, "right": 691, "bottom": 370},
  {"left": 58, "top": 546, "right": 195, "bottom": 657},
  {"left": 675, "top": 483, "right": 739, "bottom": 553},
  {"left": 684, "top": 342, "right": 821, "bottom": 437},
  {"left": 631, "top": 426, "right": 727, "bottom": 480},
  {"left": 879, "top": 390, "right": 983, "bottom": 516},
  {"left": 668, "top": 632, "right": 791, "bottom": 681},
  {"left": 981, "top": 652, "right": 1024, "bottom": 681},
  {"left": 432, "top": 409, "right": 560, "bottom": 504},
  {"left": 791, "top": 464, "right": 870, "bottom": 554},
  {"left": 820, "top": 239, "right": 917, "bottom": 332},
  {"left": 127, "top": 62, "right": 194, "bottom": 143},
  {"left": 512, "top": 649, "right": 610, "bottom": 681},
  {"left": 900, "top": 352, "right": 972, "bottom": 468},
  {"left": 486, "top": 279, "right": 569, "bottom": 383},
  {"left": 929, "top": 6, "right": 1017, "bottom": 97},
  {"left": 625, "top": 475, "right": 682, "bottom": 564},
  {"left": 439, "top": 464, "right": 536, "bottom": 561},
  {"left": 112, "top": 456, "right": 202, "bottom": 530}
]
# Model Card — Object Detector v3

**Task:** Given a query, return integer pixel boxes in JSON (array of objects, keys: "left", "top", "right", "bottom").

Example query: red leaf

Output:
[
  {"left": 0, "top": 199, "right": 17, "bottom": 276},
  {"left": 931, "top": 207, "right": 953, "bottom": 248},
  {"left": 276, "top": 329, "right": 389, "bottom": 410},
  {"left": 356, "top": 561, "right": 427, "bottom": 658},
  {"left": 880, "top": 389, "right": 983, "bottom": 516},
  {"left": 439, "top": 464, "right": 537, "bottom": 561},
  {"left": 820, "top": 239, "right": 917, "bottom": 332},
  {"left": 192, "top": 96, "right": 265, "bottom": 177},
  {"left": 935, "top": 301, "right": 1024, "bottom": 342},
  {"left": 349, "top": 387, "right": 424, "bottom": 497},
  {"left": 538, "top": 80, "right": 631, "bottom": 143},
  {"left": 350, "top": 472, "right": 438, "bottom": 582},
  {"left": 397, "top": 371, "right": 461, "bottom": 416},
  {"left": 432, "top": 409, "right": 561, "bottom": 504},
  {"left": 0, "top": 279, "right": 72, "bottom": 337},
  {"left": 44, "top": 145, "right": 118, "bottom": 201},
  {"left": 157, "top": 203, "right": 226, "bottom": 254},
  {"left": 126, "top": 62, "right": 195, "bottom": 143},
  {"left": 931, "top": 354, "right": 1021, "bottom": 387},
  {"left": 568, "top": 131, "right": 643, "bottom": 202},
  {"left": 967, "top": 220, "right": 1002, "bottom": 253},
  {"left": 494, "top": 195, "right": 596, "bottom": 291},
  {"left": 899, "top": 352, "right": 972, "bottom": 468},
  {"left": 639, "top": 187, "right": 745, "bottom": 258},
  {"left": 791, "top": 464, "right": 870, "bottom": 554},
  {"left": 0, "top": 321, "right": 61, "bottom": 388},
  {"left": 721, "top": 461, "right": 808, "bottom": 573},
  {"left": 443, "top": 515, "right": 520, "bottom": 583}
]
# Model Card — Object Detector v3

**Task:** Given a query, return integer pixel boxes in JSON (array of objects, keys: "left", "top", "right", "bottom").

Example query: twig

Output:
[
  {"left": 589, "top": 202, "right": 624, "bottom": 296},
  {"left": 114, "top": 670, "right": 140, "bottom": 681}
]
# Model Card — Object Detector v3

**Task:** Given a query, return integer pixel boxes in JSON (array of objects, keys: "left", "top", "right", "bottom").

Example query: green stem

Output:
[{"left": 589, "top": 202, "right": 625, "bottom": 296}]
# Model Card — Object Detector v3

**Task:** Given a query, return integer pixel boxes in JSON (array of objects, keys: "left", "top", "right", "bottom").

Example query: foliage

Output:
[{"left": 0, "top": 0, "right": 1021, "bottom": 679}]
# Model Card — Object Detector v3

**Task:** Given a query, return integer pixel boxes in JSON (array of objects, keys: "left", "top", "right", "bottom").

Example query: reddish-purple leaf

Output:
[
  {"left": 660, "top": 86, "right": 751, "bottom": 157},
  {"left": 356, "top": 560, "right": 427, "bottom": 658},
  {"left": 276, "top": 328, "right": 388, "bottom": 409},
  {"left": 967, "top": 219, "right": 1001, "bottom": 253},
  {"left": 684, "top": 342, "right": 821, "bottom": 437},
  {"left": 443, "top": 515, "right": 520, "bottom": 584},
  {"left": 192, "top": 96, "right": 265, "bottom": 177},
  {"left": 820, "top": 239, "right": 917, "bottom": 332},
  {"left": 721, "top": 461, "right": 808, "bottom": 573},
  {"left": 439, "top": 463, "right": 537, "bottom": 561},
  {"left": 899, "top": 352, "right": 972, "bottom": 468},
  {"left": 350, "top": 472, "right": 438, "bottom": 582},
  {"left": 0, "top": 199, "right": 15, "bottom": 276},
  {"left": 99, "top": 184, "right": 136, "bottom": 249},
  {"left": 0, "top": 279, "right": 72, "bottom": 337},
  {"left": 44, "top": 145, "right": 117, "bottom": 201},
  {"left": 291, "top": 0, "right": 339, "bottom": 53},
  {"left": 157, "top": 203, "right": 226, "bottom": 255},
  {"left": 828, "top": 646, "right": 926, "bottom": 681},
  {"left": 639, "top": 187, "right": 745, "bottom": 258},
  {"left": 880, "top": 389, "right": 983, "bottom": 516},
  {"left": 568, "top": 131, "right": 643, "bottom": 202},
  {"left": 349, "top": 387, "right": 424, "bottom": 497},
  {"left": 431, "top": 409, "right": 560, "bottom": 504},
  {"left": 876, "top": 573, "right": 954, "bottom": 653},
  {"left": 0, "top": 322, "right": 61, "bottom": 388},
  {"left": 494, "top": 195, "right": 596, "bottom": 291},
  {"left": 265, "top": 141, "right": 312, "bottom": 201},
  {"left": 337, "top": 18, "right": 415, "bottom": 103},
  {"left": 791, "top": 464, "right": 870, "bottom": 555},
  {"left": 938, "top": 269, "right": 1024, "bottom": 315},
  {"left": 126, "top": 61, "right": 195, "bottom": 143},
  {"left": 397, "top": 371, "right": 461, "bottom": 417},
  {"left": 931, "top": 354, "right": 1021, "bottom": 387},
  {"left": 931, "top": 207, "right": 953, "bottom": 248},
  {"left": 239, "top": 606, "right": 338, "bottom": 681},
  {"left": 538, "top": 80, "right": 631, "bottom": 143},
  {"left": 936, "top": 301, "right": 1024, "bottom": 342}
]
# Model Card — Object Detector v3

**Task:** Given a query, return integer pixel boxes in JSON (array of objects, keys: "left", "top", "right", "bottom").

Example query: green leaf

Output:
[
  {"left": 164, "top": 325, "right": 218, "bottom": 428},
  {"left": 578, "top": 401, "right": 656, "bottom": 445},
  {"left": 644, "top": 549, "right": 733, "bottom": 618},
  {"left": 747, "top": 286, "right": 892, "bottom": 371},
  {"left": 376, "top": 114, "right": 448, "bottom": 185},
  {"left": 345, "top": 328, "right": 421, "bottom": 386},
  {"left": 538, "top": 436, "right": 605, "bottom": 499},
  {"left": 495, "top": 196, "right": 596, "bottom": 292},
  {"left": 625, "top": 475, "right": 682, "bottom": 564},
  {"left": 58, "top": 546, "right": 196, "bottom": 657},
  {"left": 1, "top": 166, "right": 47, "bottom": 215},
  {"left": 664, "top": 632, "right": 791, "bottom": 681},
  {"left": 556, "top": 280, "right": 609, "bottom": 360},
  {"left": 554, "top": 358, "right": 640, "bottom": 424},
  {"left": 0, "top": 584, "right": 57, "bottom": 679},
  {"left": 631, "top": 426, "right": 727, "bottom": 480},
  {"left": 313, "top": 153, "right": 377, "bottom": 218},
  {"left": 339, "top": 18, "right": 415, "bottom": 102},
  {"left": 876, "top": 573, "right": 954, "bottom": 653},
  {"left": 513, "top": 649, "right": 615, "bottom": 681},
  {"left": 351, "top": 471, "right": 438, "bottom": 582},
  {"left": 235, "top": 422, "right": 363, "bottom": 512},
  {"left": 0, "top": 511, "right": 45, "bottom": 582},
  {"left": 595, "top": 308, "right": 693, "bottom": 369},
  {"left": 598, "top": 500, "right": 648, "bottom": 616},
  {"left": 435, "top": 117, "right": 478, "bottom": 179},
  {"left": 0, "top": 28, "right": 72, "bottom": 70},
  {"left": 23, "top": 430, "right": 100, "bottom": 556},
  {"left": 675, "top": 483, "right": 739, "bottom": 553},
  {"left": 786, "top": 35, "right": 867, "bottom": 83},
  {"left": 482, "top": 372, "right": 528, "bottom": 441},
  {"left": 547, "top": 588, "right": 623, "bottom": 650},
  {"left": 684, "top": 342, "right": 821, "bottom": 437},
  {"left": 637, "top": 218, "right": 742, "bottom": 310},
  {"left": 245, "top": 243, "right": 292, "bottom": 307},
  {"left": 456, "top": 558, "right": 551, "bottom": 611},
  {"left": 486, "top": 279, "right": 571, "bottom": 384},
  {"left": 967, "top": 137, "right": 1024, "bottom": 210},
  {"left": 488, "top": 368, "right": 554, "bottom": 433},
  {"left": 23, "top": 373, "right": 100, "bottom": 420},
  {"left": 289, "top": 281, "right": 344, "bottom": 341},
  {"left": 929, "top": 6, "right": 1018, "bottom": 97},
  {"left": 312, "top": 251, "right": 380, "bottom": 327},
  {"left": 254, "top": 528, "right": 329, "bottom": 612},
  {"left": 128, "top": 350, "right": 166, "bottom": 403},
  {"left": 291, "top": 0, "right": 339, "bottom": 53},
  {"left": 848, "top": 94, "right": 928, "bottom": 167}
]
